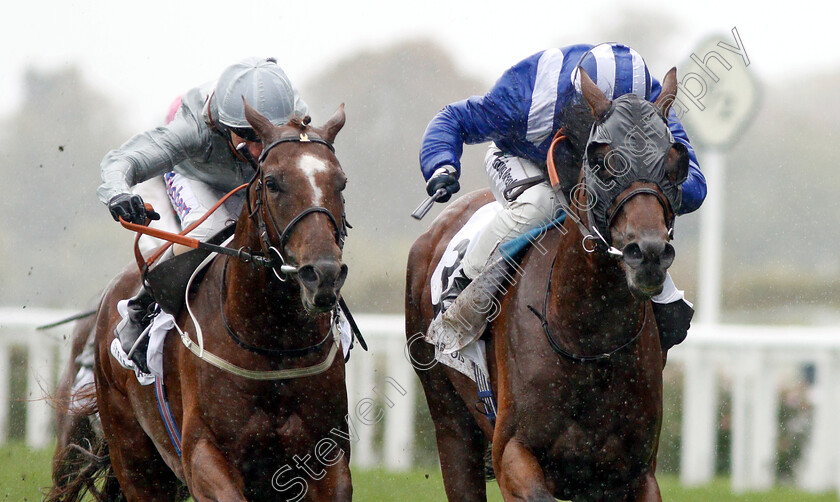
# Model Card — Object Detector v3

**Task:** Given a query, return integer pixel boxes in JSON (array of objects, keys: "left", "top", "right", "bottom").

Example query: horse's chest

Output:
[
  {"left": 222, "top": 401, "right": 313, "bottom": 445},
  {"left": 528, "top": 384, "right": 659, "bottom": 487},
  {"left": 218, "top": 408, "right": 316, "bottom": 475},
  {"left": 512, "top": 363, "right": 660, "bottom": 470},
  {"left": 195, "top": 375, "right": 347, "bottom": 459}
]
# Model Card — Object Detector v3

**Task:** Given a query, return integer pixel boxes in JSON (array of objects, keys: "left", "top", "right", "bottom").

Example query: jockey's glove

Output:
[
  {"left": 426, "top": 165, "right": 460, "bottom": 203},
  {"left": 108, "top": 193, "right": 153, "bottom": 225}
]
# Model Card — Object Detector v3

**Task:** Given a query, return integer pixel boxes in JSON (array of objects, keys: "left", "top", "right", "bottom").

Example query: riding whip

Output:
[{"left": 411, "top": 188, "right": 448, "bottom": 220}]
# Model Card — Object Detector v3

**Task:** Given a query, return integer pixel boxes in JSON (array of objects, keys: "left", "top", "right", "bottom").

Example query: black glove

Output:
[
  {"left": 425, "top": 165, "right": 460, "bottom": 203},
  {"left": 108, "top": 193, "right": 151, "bottom": 225}
]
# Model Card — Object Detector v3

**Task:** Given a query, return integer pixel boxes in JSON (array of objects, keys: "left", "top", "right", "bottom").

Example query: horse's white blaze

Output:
[{"left": 298, "top": 154, "right": 329, "bottom": 204}]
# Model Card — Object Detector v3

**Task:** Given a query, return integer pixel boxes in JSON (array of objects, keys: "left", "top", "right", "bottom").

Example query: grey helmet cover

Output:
[
  {"left": 581, "top": 93, "right": 684, "bottom": 242},
  {"left": 213, "top": 57, "right": 309, "bottom": 129}
]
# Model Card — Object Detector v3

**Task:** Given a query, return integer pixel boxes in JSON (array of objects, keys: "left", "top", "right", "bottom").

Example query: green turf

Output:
[
  {"left": 0, "top": 442, "right": 55, "bottom": 501},
  {"left": 353, "top": 470, "right": 839, "bottom": 501},
  {"left": 4, "top": 442, "right": 837, "bottom": 501}
]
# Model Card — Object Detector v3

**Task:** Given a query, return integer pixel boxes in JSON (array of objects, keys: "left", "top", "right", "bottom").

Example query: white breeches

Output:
[
  {"left": 461, "top": 145, "right": 557, "bottom": 279},
  {"left": 131, "top": 175, "right": 181, "bottom": 256},
  {"left": 163, "top": 172, "right": 245, "bottom": 243}
]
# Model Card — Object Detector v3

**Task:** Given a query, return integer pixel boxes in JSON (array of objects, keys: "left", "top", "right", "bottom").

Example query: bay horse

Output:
[
  {"left": 47, "top": 102, "right": 352, "bottom": 501},
  {"left": 406, "top": 68, "right": 688, "bottom": 501}
]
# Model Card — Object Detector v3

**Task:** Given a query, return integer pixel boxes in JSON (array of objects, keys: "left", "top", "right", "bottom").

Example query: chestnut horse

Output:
[
  {"left": 406, "top": 69, "right": 688, "bottom": 501},
  {"left": 48, "top": 102, "right": 352, "bottom": 501}
]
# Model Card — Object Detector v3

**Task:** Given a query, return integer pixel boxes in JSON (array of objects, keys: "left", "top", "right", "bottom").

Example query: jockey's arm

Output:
[
  {"left": 667, "top": 114, "right": 706, "bottom": 214},
  {"left": 97, "top": 105, "right": 206, "bottom": 205},
  {"left": 649, "top": 78, "right": 706, "bottom": 215},
  {"left": 419, "top": 77, "right": 523, "bottom": 181}
]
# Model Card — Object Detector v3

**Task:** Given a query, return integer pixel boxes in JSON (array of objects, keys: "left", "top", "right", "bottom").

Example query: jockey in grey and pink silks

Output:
[{"left": 98, "top": 57, "right": 308, "bottom": 373}]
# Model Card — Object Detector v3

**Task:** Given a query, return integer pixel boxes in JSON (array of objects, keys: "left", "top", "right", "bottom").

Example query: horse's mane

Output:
[
  {"left": 559, "top": 100, "right": 595, "bottom": 166},
  {"left": 552, "top": 100, "right": 595, "bottom": 193}
]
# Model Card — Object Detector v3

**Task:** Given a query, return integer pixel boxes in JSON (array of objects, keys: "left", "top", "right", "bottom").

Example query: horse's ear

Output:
[
  {"left": 666, "top": 142, "right": 690, "bottom": 185},
  {"left": 654, "top": 67, "right": 678, "bottom": 118},
  {"left": 243, "top": 97, "right": 276, "bottom": 142},
  {"left": 321, "top": 103, "right": 346, "bottom": 144},
  {"left": 579, "top": 68, "right": 611, "bottom": 120}
]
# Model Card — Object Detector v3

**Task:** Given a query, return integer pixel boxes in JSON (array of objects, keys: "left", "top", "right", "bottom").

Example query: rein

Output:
[
  {"left": 545, "top": 129, "right": 624, "bottom": 259},
  {"left": 119, "top": 184, "right": 271, "bottom": 273},
  {"left": 546, "top": 128, "right": 567, "bottom": 189},
  {"left": 527, "top": 252, "right": 647, "bottom": 362}
]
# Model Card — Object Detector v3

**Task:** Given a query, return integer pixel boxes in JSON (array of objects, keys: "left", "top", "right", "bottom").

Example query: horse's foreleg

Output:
[
  {"left": 184, "top": 438, "right": 248, "bottom": 502},
  {"left": 629, "top": 468, "right": 662, "bottom": 502},
  {"left": 435, "top": 413, "right": 488, "bottom": 502},
  {"left": 494, "top": 438, "right": 554, "bottom": 502},
  {"left": 301, "top": 455, "right": 353, "bottom": 501},
  {"left": 325, "top": 457, "right": 353, "bottom": 501}
]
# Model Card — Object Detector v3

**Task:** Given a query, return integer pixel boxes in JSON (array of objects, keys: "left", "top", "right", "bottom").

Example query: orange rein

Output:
[
  {"left": 545, "top": 128, "right": 567, "bottom": 189},
  {"left": 119, "top": 183, "right": 249, "bottom": 274}
]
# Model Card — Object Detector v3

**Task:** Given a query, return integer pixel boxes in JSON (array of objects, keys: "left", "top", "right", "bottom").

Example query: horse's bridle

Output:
[
  {"left": 549, "top": 108, "right": 678, "bottom": 258},
  {"left": 527, "top": 181, "right": 666, "bottom": 362},
  {"left": 172, "top": 131, "right": 354, "bottom": 378},
  {"left": 242, "top": 132, "right": 347, "bottom": 282},
  {"left": 554, "top": 178, "right": 627, "bottom": 258}
]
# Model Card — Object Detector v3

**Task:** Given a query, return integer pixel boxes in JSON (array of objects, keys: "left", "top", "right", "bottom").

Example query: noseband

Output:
[
  {"left": 560, "top": 178, "right": 675, "bottom": 259},
  {"left": 606, "top": 185, "right": 675, "bottom": 237},
  {"left": 241, "top": 133, "right": 346, "bottom": 281}
]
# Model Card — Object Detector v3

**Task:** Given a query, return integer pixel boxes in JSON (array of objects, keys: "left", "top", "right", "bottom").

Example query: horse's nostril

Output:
[
  {"left": 661, "top": 243, "right": 675, "bottom": 268},
  {"left": 622, "top": 242, "right": 644, "bottom": 268},
  {"left": 298, "top": 265, "right": 319, "bottom": 286},
  {"left": 337, "top": 264, "right": 349, "bottom": 286},
  {"left": 639, "top": 239, "right": 666, "bottom": 261},
  {"left": 623, "top": 239, "right": 674, "bottom": 269},
  {"left": 298, "top": 261, "right": 346, "bottom": 291}
]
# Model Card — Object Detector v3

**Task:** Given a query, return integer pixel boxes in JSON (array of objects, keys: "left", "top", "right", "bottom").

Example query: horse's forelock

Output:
[{"left": 287, "top": 116, "right": 310, "bottom": 131}]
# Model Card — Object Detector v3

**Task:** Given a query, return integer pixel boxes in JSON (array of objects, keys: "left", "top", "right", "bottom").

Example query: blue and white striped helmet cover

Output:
[{"left": 572, "top": 43, "right": 652, "bottom": 101}]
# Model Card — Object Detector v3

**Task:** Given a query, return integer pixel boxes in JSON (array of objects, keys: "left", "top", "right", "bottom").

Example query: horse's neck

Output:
[
  {"left": 220, "top": 234, "right": 328, "bottom": 350},
  {"left": 226, "top": 220, "right": 298, "bottom": 316},
  {"left": 226, "top": 259, "right": 298, "bottom": 314},
  {"left": 550, "top": 223, "right": 642, "bottom": 347}
]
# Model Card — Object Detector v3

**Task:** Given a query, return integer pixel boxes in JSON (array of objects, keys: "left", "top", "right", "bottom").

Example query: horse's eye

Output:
[
  {"left": 590, "top": 155, "right": 613, "bottom": 179},
  {"left": 587, "top": 143, "right": 609, "bottom": 171},
  {"left": 264, "top": 177, "right": 283, "bottom": 193}
]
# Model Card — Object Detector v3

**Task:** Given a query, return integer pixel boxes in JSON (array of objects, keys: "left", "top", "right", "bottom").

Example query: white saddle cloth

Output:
[{"left": 426, "top": 201, "right": 502, "bottom": 384}]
